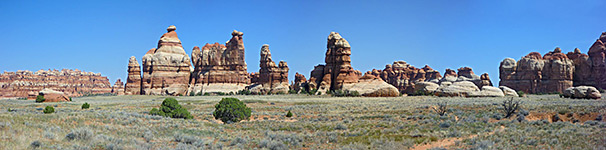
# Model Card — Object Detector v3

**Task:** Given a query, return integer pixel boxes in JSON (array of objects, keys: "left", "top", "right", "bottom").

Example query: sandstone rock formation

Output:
[
  {"left": 248, "top": 45, "right": 289, "bottom": 94},
  {"left": 499, "top": 47, "right": 574, "bottom": 94},
  {"left": 307, "top": 32, "right": 398, "bottom": 96},
  {"left": 500, "top": 33, "right": 606, "bottom": 93},
  {"left": 0, "top": 69, "right": 112, "bottom": 99},
  {"left": 39, "top": 88, "right": 70, "bottom": 102},
  {"left": 434, "top": 81, "right": 505, "bottom": 97},
  {"left": 308, "top": 32, "right": 361, "bottom": 92},
  {"left": 499, "top": 86, "right": 519, "bottom": 97},
  {"left": 434, "top": 81, "right": 480, "bottom": 97},
  {"left": 124, "top": 56, "right": 141, "bottom": 95},
  {"left": 291, "top": 72, "right": 308, "bottom": 93},
  {"left": 111, "top": 79, "right": 124, "bottom": 95},
  {"left": 342, "top": 73, "right": 399, "bottom": 97},
  {"left": 140, "top": 25, "right": 192, "bottom": 96},
  {"left": 189, "top": 30, "right": 250, "bottom": 94},
  {"left": 369, "top": 61, "right": 442, "bottom": 94},
  {"left": 588, "top": 32, "right": 606, "bottom": 90},
  {"left": 563, "top": 86, "right": 602, "bottom": 99},
  {"left": 413, "top": 82, "right": 439, "bottom": 94}
]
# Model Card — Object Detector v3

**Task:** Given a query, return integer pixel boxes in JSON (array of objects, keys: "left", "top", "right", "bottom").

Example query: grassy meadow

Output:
[{"left": 1, "top": 94, "right": 605, "bottom": 149}]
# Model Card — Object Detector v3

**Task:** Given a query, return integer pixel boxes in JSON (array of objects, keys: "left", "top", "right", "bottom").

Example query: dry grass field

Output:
[{"left": 1, "top": 94, "right": 605, "bottom": 149}]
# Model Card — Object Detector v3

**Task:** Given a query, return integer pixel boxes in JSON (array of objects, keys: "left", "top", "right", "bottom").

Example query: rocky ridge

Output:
[{"left": 0, "top": 69, "right": 112, "bottom": 99}]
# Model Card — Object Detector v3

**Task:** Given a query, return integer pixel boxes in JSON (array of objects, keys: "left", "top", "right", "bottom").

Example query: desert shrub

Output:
[
  {"left": 149, "top": 98, "right": 193, "bottom": 119},
  {"left": 286, "top": 110, "right": 293, "bottom": 118},
  {"left": 30, "top": 140, "right": 41, "bottom": 149},
  {"left": 213, "top": 97, "right": 251, "bottom": 124},
  {"left": 189, "top": 92, "right": 194, "bottom": 96},
  {"left": 307, "top": 89, "right": 318, "bottom": 95},
  {"left": 516, "top": 91, "right": 525, "bottom": 97},
  {"left": 237, "top": 89, "right": 252, "bottom": 95},
  {"left": 36, "top": 95, "right": 45, "bottom": 103},
  {"left": 43, "top": 106, "right": 54, "bottom": 114},
  {"left": 501, "top": 97, "right": 520, "bottom": 118},
  {"left": 432, "top": 102, "right": 448, "bottom": 116},
  {"left": 288, "top": 89, "right": 297, "bottom": 94},
  {"left": 17, "top": 97, "right": 27, "bottom": 100},
  {"left": 331, "top": 90, "right": 361, "bottom": 97},
  {"left": 195, "top": 91, "right": 202, "bottom": 96},
  {"left": 65, "top": 128, "right": 93, "bottom": 141},
  {"left": 81, "top": 102, "right": 90, "bottom": 109},
  {"left": 203, "top": 92, "right": 211, "bottom": 96},
  {"left": 275, "top": 91, "right": 285, "bottom": 95},
  {"left": 412, "top": 90, "right": 433, "bottom": 96},
  {"left": 217, "top": 92, "right": 226, "bottom": 96},
  {"left": 69, "top": 97, "right": 72, "bottom": 101}
]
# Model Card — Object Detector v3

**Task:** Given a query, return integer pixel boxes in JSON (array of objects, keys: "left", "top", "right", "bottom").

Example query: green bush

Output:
[
  {"left": 203, "top": 92, "right": 211, "bottom": 96},
  {"left": 69, "top": 97, "right": 72, "bottom": 101},
  {"left": 196, "top": 91, "right": 203, "bottom": 96},
  {"left": 149, "top": 98, "right": 193, "bottom": 119},
  {"left": 412, "top": 90, "right": 433, "bottom": 96},
  {"left": 331, "top": 90, "right": 361, "bottom": 97},
  {"left": 35, "top": 95, "right": 45, "bottom": 103},
  {"left": 237, "top": 90, "right": 252, "bottom": 95},
  {"left": 286, "top": 110, "right": 293, "bottom": 118},
  {"left": 517, "top": 91, "right": 525, "bottom": 97},
  {"left": 213, "top": 97, "right": 251, "bottom": 124},
  {"left": 288, "top": 89, "right": 297, "bottom": 94},
  {"left": 43, "top": 106, "right": 54, "bottom": 114},
  {"left": 81, "top": 103, "right": 90, "bottom": 109}
]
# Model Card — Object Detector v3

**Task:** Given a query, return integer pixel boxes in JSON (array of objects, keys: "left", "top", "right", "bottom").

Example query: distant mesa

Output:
[
  {"left": 499, "top": 32, "right": 606, "bottom": 94},
  {"left": 0, "top": 69, "right": 113, "bottom": 99}
]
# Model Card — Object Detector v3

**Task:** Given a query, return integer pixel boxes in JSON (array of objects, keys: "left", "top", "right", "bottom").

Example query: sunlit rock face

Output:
[
  {"left": 248, "top": 45, "right": 289, "bottom": 94},
  {"left": 500, "top": 33, "right": 606, "bottom": 93},
  {"left": 141, "top": 25, "right": 192, "bottom": 96},
  {"left": 188, "top": 30, "right": 250, "bottom": 94},
  {"left": 0, "top": 69, "right": 112, "bottom": 99}
]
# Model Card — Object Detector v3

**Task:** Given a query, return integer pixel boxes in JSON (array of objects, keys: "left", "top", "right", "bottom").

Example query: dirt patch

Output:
[
  {"left": 411, "top": 126, "right": 505, "bottom": 150},
  {"left": 526, "top": 112, "right": 603, "bottom": 123}
]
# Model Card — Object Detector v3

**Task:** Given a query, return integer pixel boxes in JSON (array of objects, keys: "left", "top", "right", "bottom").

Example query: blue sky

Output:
[{"left": 1, "top": 0, "right": 604, "bottom": 85}]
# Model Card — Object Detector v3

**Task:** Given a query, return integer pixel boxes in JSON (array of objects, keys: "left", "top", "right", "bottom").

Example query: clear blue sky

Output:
[{"left": 1, "top": 0, "right": 604, "bottom": 86}]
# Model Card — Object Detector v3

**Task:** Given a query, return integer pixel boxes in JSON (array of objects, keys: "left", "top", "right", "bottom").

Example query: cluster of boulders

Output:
[
  {"left": 562, "top": 86, "right": 602, "bottom": 99},
  {"left": 411, "top": 67, "right": 515, "bottom": 97},
  {"left": 499, "top": 32, "right": 606, "bottom": 94},
  {"left": 0, "top": 69, "right": 113, "bottom": 99}
]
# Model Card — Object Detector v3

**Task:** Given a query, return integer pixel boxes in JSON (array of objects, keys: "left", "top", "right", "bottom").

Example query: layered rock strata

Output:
[
  {"left": 0, "top": 69, "right": 111, "bottom": 99},
  {"left": 189, "top": 30, "right": 249, "bottom": 94},
  {"left": 307, "top": 32, "right": 398, "bottom": 96},
  {"left": 308, "top": 32, "right": 361, "bottom": 92},
  {"left": 140, "top": 25, "right": 192, "bottom": 96},
  {"left": 369, "top": 61, "right": 442, "bottom": 94},
  {"left": 500, "top": 33, "right": 606, "bottom": 93},
  {"left": 124, "top": 56, "right": 141, "bottom": 95},
  {"left": 587, "top": 32, "right": 606, "bottom": 89},
  {"left": 249, "top": 45, "right": 289, "bottom": 94},
  {"left": 500, "top": 48, "right": 575, "bottom": 94},
  {"left": 111, "top": 79, "right": 124, "bottom": 95}
]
